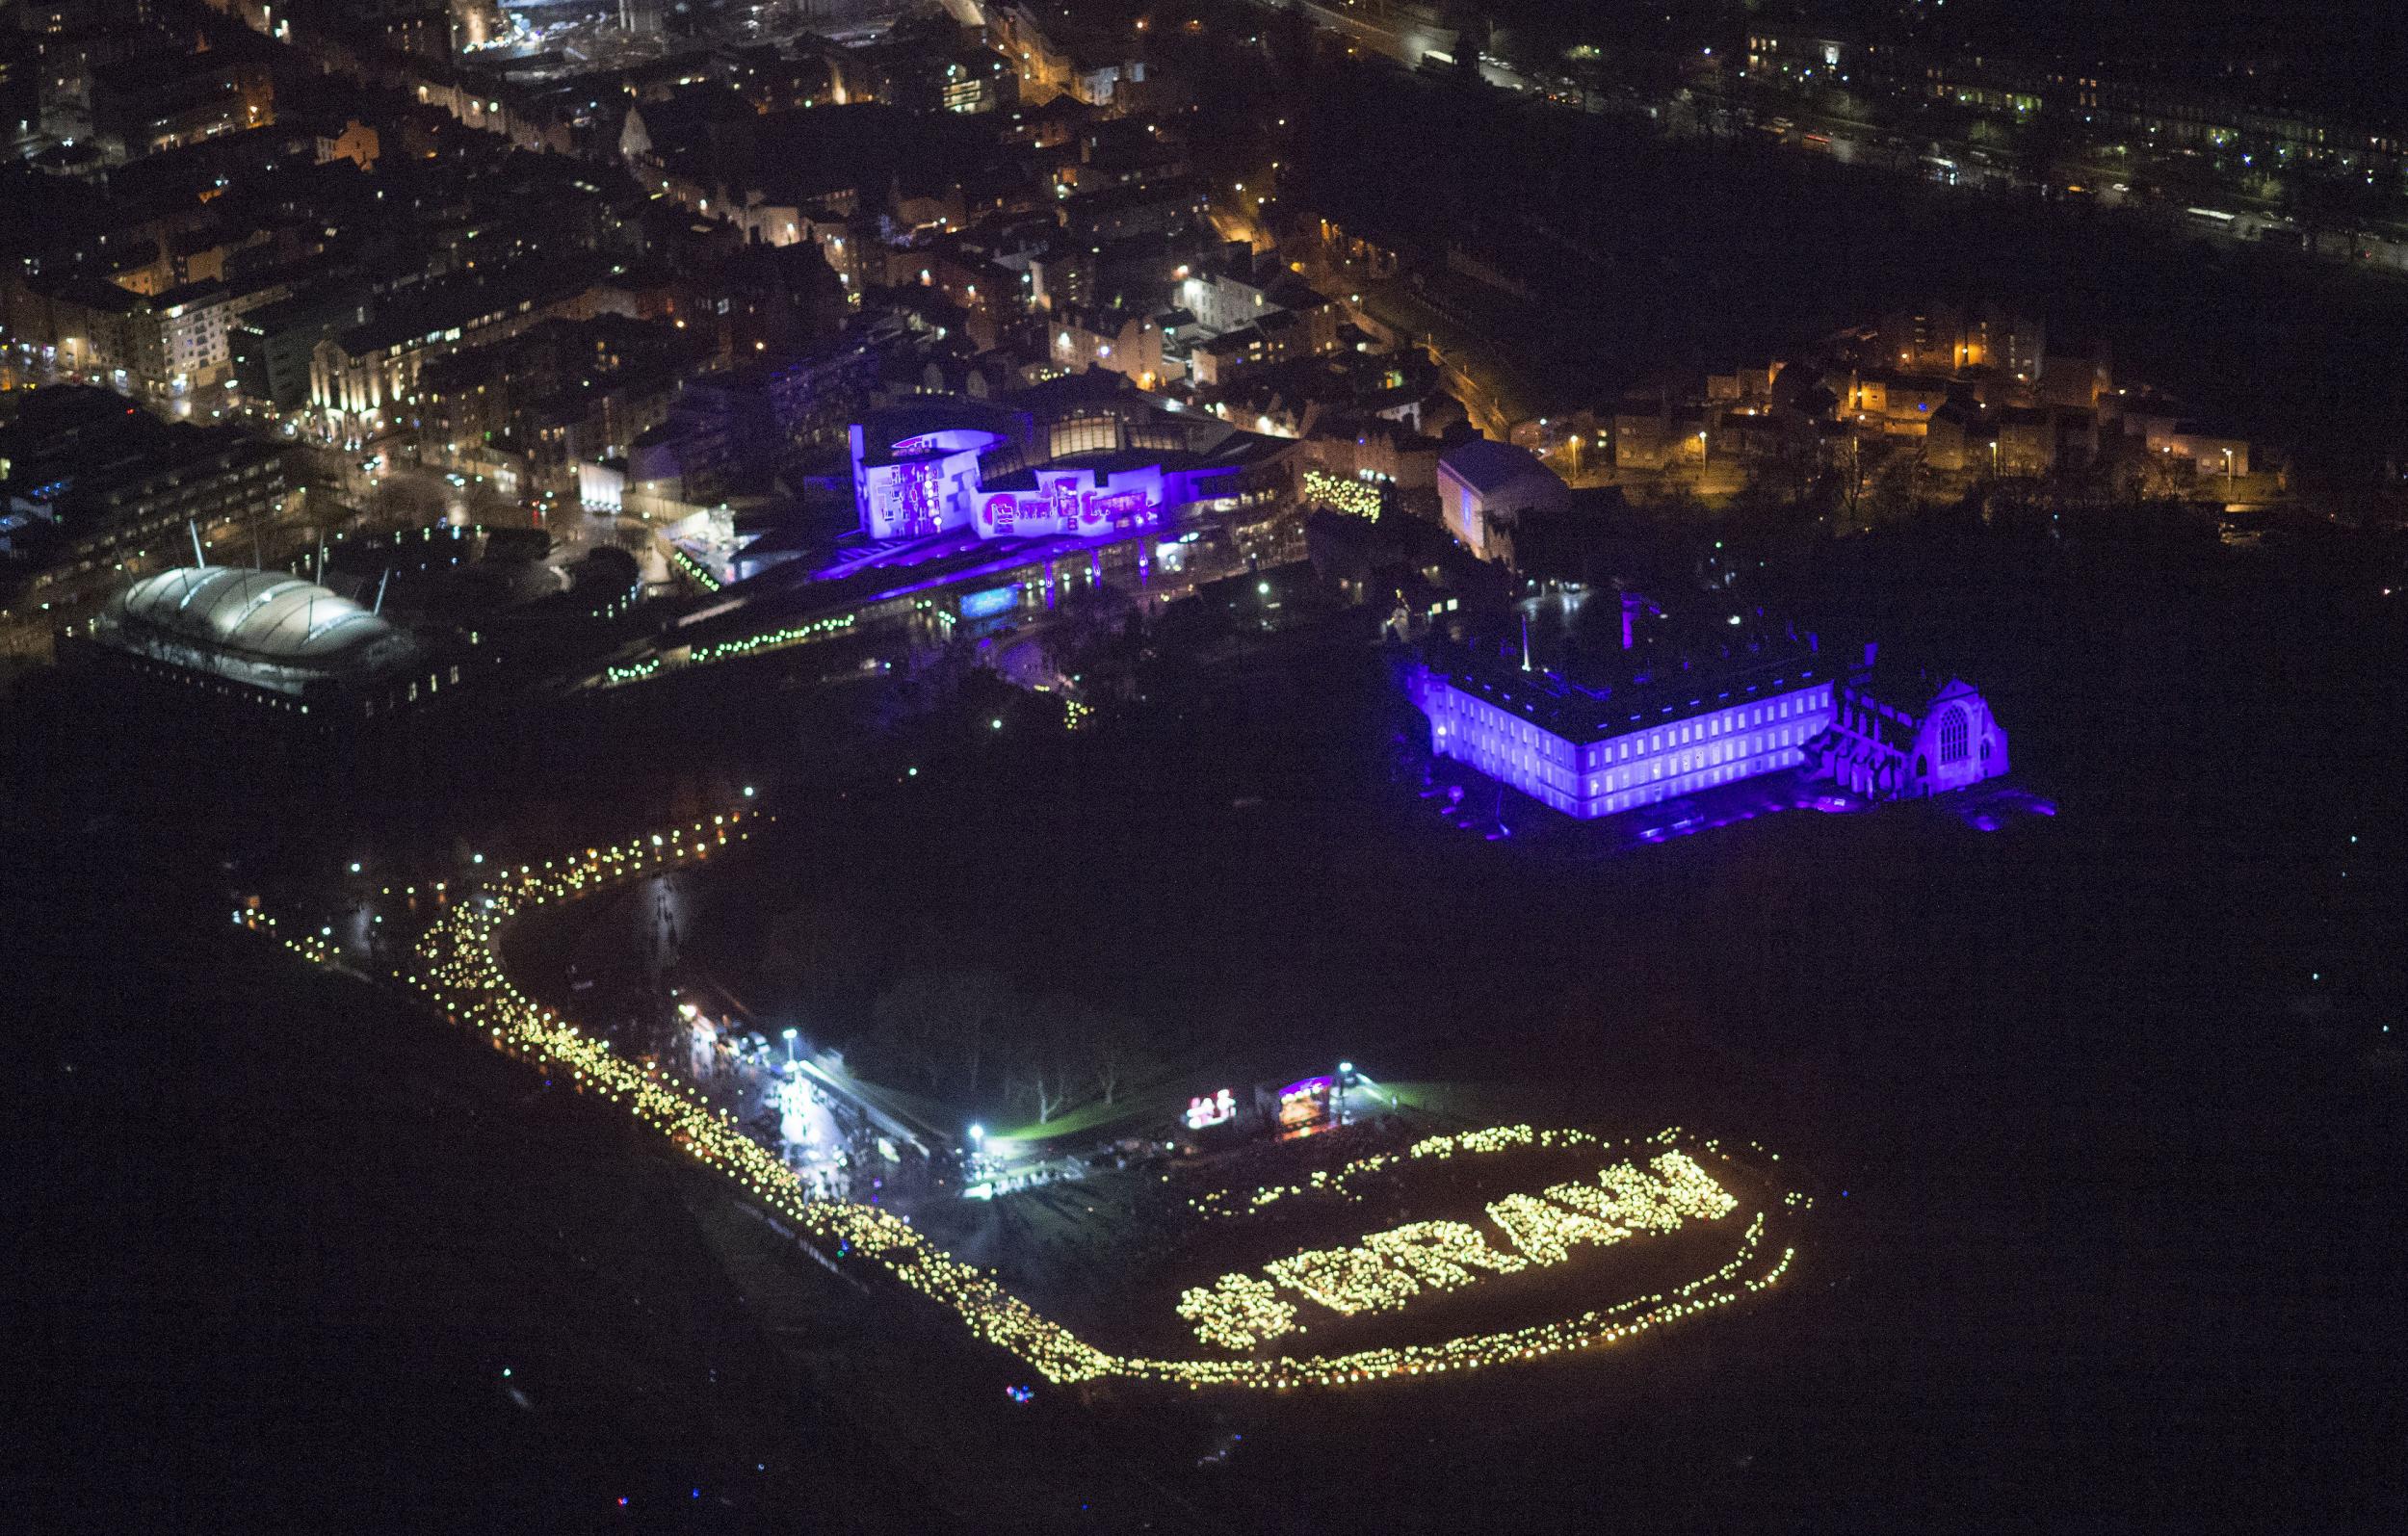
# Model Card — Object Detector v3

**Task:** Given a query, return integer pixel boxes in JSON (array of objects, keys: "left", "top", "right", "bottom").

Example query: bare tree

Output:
[
  {"left": 1005, "top": 1027, "right": 1075, "bottom": 1125},
  {"left": 871, "top": 970, "right": 1015, "bottom": 1096},
  {"left": 1010, "top": 996, "right": 1117, "bottom": 1126},
  {"left": 1087, "top": 1014, "right": 1158, "bottom": 1106}
]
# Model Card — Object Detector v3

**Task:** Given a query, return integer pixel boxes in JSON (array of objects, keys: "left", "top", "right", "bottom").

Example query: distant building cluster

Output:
[
  {"left": 1510, "top": 303, "right": 2264, "bottom": 507},
  {"left": 0, "top": 384, "right": 287, "bottom": 564},
  {"left": 1742, "top": 29, "right": 2408, "bottom": 188}
]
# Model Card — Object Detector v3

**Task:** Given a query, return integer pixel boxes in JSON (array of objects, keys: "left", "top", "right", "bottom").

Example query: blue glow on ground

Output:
[
  {"left": 1416, "top": 762, "right": 2055, "bottom": 851},
  {"left": 1948, "top": 786, "right": 2058, "bottom": 830}
]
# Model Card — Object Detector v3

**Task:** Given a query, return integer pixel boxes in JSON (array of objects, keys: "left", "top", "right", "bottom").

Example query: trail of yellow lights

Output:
[{"left": 248, "top": 813, "right": 1806, "bottom": 1391}]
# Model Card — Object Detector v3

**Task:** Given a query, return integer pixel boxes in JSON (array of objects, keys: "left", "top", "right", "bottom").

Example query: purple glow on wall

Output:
[
  {"left": 1408, "top": 658, "right": 2011, "bottom": 824},
  {"left": 1410, "top": 664, "right": 1841, "bottom": 820},
  {"left": 857, "top": 430, "right": 996, "bottom": 540},
  {"left": 890, "top": 460, "right": 946, "bottom": 538},
  {"left": 852, "top": 421, "right": 1242, "bottom": 545},
  {"left": 978, "top": 466, "right": 1165, "bottom": 539}
]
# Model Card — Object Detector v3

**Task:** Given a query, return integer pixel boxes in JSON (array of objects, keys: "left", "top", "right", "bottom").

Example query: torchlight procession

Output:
[{"left": 244, "top": 814, "right": 1809, "bottom": 1393}]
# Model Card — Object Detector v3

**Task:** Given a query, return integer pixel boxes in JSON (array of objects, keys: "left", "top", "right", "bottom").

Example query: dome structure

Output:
[
  {"left": 113, "top": 567, "right": 399, "bottom": 660},
  {"left": 93, "top": 565, "right": 419, "bottom": 698}
]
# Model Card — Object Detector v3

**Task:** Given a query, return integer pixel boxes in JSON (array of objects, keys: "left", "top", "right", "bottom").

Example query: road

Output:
[{"left": 1241, "top": 0, "right": 1524, "bottom": 90}]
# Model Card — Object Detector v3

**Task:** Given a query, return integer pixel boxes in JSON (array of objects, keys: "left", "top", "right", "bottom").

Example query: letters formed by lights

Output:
[
  {"left": 249, "top": 818, "right": 1807, "bottom": 1394},
  {"left": 1177, "top": 1152, "right": 1735, "bottom": 1349}
]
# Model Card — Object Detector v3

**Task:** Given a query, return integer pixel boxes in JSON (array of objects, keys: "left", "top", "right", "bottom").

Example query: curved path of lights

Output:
[{"left": 248, "top": 813, "right": 1808, "bottom": 1392}]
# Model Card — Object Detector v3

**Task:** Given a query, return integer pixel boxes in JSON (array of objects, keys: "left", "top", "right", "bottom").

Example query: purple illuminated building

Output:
[
  {"left": 850, "top": 418, "right": 1238, "bottom": 543},
  {"left": 851, "top": 426, "right": 999, "bottom": 540},
  {"left": 1820, "top": 657, "right": 2012, "bottom": 798},
  {"left": 1407, "top": 629, "right": 2009, "bottom": 820}
]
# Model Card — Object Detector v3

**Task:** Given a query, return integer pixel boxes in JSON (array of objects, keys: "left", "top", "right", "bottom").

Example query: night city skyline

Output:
[{"left": 4, "top": 1, "right": 2401, "bottom": 1530}]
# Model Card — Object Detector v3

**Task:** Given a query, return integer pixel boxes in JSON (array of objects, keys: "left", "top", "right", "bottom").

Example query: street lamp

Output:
[{"left": 781, "top": 1027, "right": 798, "bottom": 1063}]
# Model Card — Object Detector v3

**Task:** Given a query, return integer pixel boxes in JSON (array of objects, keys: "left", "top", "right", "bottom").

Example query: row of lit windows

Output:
[
  {"left": 1435, "top": 685, "right": 1830, "bottom": 772},
  {"left": 1451, "top": 725, "right": 1810, "bottom": 803},
  {"left": 1585, "top": 728, "right": 1807, "bottom": 794},
  {"left": 1491, "top": 752, "right": 1807, "bottom": 820},
  {"left": 1432, "top": 681, "right": 1834, "bottom": 812},
  {"left": 1576, "top": 755, "right": 1799, "bottom": 819},
  {"left": 1587, "top": 688, "right": 1830, "bottom": 769}
]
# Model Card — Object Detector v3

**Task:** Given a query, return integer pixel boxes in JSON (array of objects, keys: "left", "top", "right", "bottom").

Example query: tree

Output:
[
  {"left": 1037, "top": 585, "right": 1130, "bottom": 680},
  {"left": 870, "top": 970, "right": 1015, "bottom": 1096},
  {"left": 758, "top": 899, "right": 876, "bottom": 1025},
  {"left": 1083, "top": 1009, "right": 1158, "bottom": 1106},
  {"left": 1865, "top": 450, "right": 1924, "bottom": 526},
  {"left": 1004, "top": 998, "right": 1084, "bottom": 1126},
  {"left": 2013, "top": 112, "right": 2080, "bottom": 193},
  {"left": 2284, "top": 165, "right": 2389, "bottom": 247},
  {"left": 1819, "top": 434, "right": 1868, "bottom": 531}
]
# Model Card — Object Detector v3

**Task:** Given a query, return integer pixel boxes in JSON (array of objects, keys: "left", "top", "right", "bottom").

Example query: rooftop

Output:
[
  {"left": 112, "top": 567, "right": 391, "bottom": 659},
  {"left": 1438, "top": 437, "right": 1562, "bottom": 497},
  {"left": 1430, "top": 632, "right": 1831, "bottom": 745}
]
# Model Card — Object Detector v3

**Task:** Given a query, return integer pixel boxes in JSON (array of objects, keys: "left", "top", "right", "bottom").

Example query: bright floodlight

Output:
[
  {"left": 969, "top": 1123, "right": 984, "bottom": 1143},
  {"left": 743, "top": 786, "right": 755, "bottom": 796},
  {"left": 781, "top": 1028, "right": 798, "bottom": 1040},
  {"left": 1339, "top": 1061, "right": 1353, "bottom": 1074},
  {"left": 349, "top": 861, "right": 361, "bottom": 872}
]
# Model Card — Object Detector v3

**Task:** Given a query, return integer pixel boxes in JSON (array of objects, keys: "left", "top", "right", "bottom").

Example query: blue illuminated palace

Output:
[{"left": 1406, "top": 613, "right": 2009, "bottom": 820}]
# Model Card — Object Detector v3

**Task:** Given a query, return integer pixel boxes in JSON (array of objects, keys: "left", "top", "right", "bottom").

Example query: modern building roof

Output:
[
  {"left": 1438, "top": 437, "right": 1562, "bottom": 498},
  {"left": 852, "top": 400, "right": 1021, "bottom": 466},
  {"left": 111, "top": 566, "right": 399, "bottom": 662}
]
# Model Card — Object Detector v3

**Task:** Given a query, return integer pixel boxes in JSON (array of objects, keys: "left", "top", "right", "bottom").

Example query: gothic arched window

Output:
[{"left": 1938, "top": 705, "right": 1969, "bottom": 765}]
